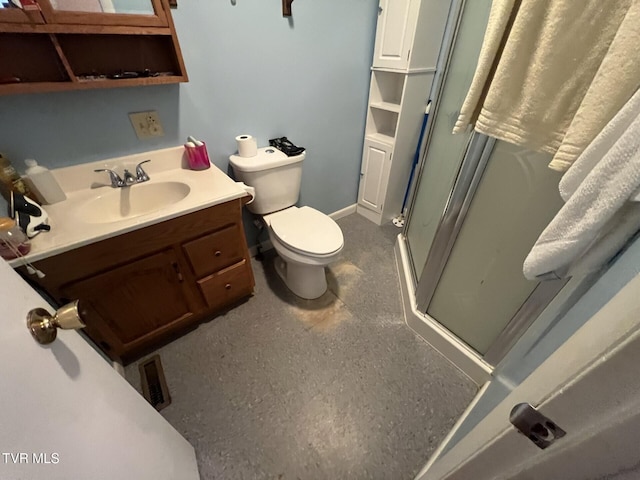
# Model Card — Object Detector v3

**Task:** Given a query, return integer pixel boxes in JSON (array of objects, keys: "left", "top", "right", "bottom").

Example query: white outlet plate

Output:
[{"left": 129, "top": 111, "right": 165, "bottom": 139}]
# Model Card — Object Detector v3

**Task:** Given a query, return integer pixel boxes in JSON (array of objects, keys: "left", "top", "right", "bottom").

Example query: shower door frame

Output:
[
  {"left": 408, "top": 132, "right": 568, "bottom": 365},
  {"left": 402, "top": 0, "right": 567, "bottom": 366}
]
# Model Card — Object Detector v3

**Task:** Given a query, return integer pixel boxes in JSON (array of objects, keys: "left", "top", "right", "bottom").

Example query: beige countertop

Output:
[{"left": 9, "top": 146, "right": 250, "bottom": 266}]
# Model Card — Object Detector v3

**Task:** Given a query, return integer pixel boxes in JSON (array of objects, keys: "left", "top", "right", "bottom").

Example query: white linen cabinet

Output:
[{"left": 357, "top": 0, "right": 451, "bottom": 225}]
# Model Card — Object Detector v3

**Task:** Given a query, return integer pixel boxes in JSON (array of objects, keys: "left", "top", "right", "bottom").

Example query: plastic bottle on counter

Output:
[
  {"left": 0, "top": 153, "right": 31, "bottom": 201},
  {"left": 24, "top": 158, "right": 66, "bottom": 205}
]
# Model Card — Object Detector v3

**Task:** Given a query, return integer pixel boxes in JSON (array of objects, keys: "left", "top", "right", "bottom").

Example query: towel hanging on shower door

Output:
[
  {"left": 523, "top": 87, "right": 640, "bottom": 280},
  {"left": 453, "top": 0, "right": 640, "bottom": 172}
]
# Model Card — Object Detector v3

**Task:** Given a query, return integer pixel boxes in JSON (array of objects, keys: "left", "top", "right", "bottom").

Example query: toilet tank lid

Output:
[{"left": 229, "top": 147, "right": 305, "bottom": 173}]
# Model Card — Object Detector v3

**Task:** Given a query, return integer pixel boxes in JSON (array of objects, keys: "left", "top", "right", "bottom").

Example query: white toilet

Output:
[{"left": 229, "top": 147, "right": 344, "bottom": 299}]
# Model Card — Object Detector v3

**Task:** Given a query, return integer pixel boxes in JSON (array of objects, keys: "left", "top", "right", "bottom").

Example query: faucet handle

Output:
[
  {"left": 135, "top": 159, "right": 151, "bottom": 182},
  {"left": 94, "top": 168, "right": 124, "bottom": 188}
]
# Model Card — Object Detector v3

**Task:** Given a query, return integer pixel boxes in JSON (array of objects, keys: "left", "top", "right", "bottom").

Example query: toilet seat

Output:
[{"left": 266, "top": 206, "right": 343, "bottom": 257}]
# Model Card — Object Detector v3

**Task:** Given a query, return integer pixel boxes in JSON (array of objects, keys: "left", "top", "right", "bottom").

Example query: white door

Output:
[
  {"left": 372, "top": 0, "right": 415, "bottom": 70},
  {"left": 358, "top": 138, "right": 392, "bottom": 213},
  {"left": 417, "top": 273, "right": 640, "bottom": 480},
  {"left": 0, "top": 260, "right": 199, "bottom": 480}
]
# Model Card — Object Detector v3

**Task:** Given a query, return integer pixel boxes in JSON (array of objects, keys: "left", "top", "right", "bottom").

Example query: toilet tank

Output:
[{"left": 229, "top": 147, "right": 305, "bottom": 214}]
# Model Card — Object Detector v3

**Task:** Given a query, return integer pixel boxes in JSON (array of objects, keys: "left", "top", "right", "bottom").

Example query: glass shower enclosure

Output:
[{"left": 401, "top": 0, "right": 566, "bottom": 372}]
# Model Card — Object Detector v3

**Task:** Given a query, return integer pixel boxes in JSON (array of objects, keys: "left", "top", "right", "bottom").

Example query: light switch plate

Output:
[{"left": 129, "top": 111, "right": 165, "bottom": 139}]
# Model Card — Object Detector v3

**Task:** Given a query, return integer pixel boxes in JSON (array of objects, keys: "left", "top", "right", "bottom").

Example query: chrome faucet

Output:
[
  {"left": 135, "top": 160, "right": 151, "bottom": 182},
  {"left": 94, "top": 168, "right": 126, "bottom": 188},
  {"left": 94, "top": 160, "right": 151, "bottom": 188},
  {"left": 123, "top": 169, "right": 136, "bottom": 186}
]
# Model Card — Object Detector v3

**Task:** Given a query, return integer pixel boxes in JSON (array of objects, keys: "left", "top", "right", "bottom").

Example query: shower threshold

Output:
[{"left": 395, "top": 234, "right": 492, "bottom": 385}]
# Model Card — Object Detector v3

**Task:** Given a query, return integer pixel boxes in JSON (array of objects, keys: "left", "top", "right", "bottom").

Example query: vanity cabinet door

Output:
[{"left": 62, "top": 249, "right": 194, "bottom": 359}]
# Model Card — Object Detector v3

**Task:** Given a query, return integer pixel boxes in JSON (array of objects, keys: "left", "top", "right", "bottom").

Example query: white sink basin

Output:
[{"left": 77, "top": 181, "right": 191, "bottom": 224}]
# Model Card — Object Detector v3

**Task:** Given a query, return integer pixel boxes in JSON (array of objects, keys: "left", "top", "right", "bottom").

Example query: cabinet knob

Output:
[
  {"left": 225, "top": 283, "right": 232, "bottom": 290},
  {"left": 214, "top": 250, "right": 222, "bottom": 257},
  {"left": 378, "top": 6, "right": 383, "bottom": 15}
]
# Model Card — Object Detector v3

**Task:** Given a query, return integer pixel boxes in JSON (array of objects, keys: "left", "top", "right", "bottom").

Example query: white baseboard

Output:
[
  {"left": 356, "top": 204, "right": 384, "bottom": 225},
  {"left": 249, "top": 204, "right": 357, "bottom": 257},
  {"left": 395, "top": 234, "right": 492, "bottom": 385},
  {"left": 330, "top": 203, "right": 357, "bottom": 220}
]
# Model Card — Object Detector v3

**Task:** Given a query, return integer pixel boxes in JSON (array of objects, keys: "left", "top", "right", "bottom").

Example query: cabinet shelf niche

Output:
[
  {"left": 366, "top": 106, "right": 398, "bottom": 144},
  {"left": 370, "top": 70, "right": 405, "bottom": 107},
  {"left": 57, "top": 33, "right": 181, "bottom": 79},
  {"left": 0, "top": 32, "right": 70, "bottom": 83}
]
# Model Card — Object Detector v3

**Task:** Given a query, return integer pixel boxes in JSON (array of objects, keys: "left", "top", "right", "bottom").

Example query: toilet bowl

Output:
[
  {"left": 264, "top": 206, "right": 343, "bottom": 299},
  {"left": 229, "top": 146, "right": 345, "bottom": 299}
]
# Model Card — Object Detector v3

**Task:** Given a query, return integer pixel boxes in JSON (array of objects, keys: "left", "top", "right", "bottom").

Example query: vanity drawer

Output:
[
  {"left": 183, "top": 224, "right": 244, "bottom": 278},
  {"left": 197, "top": 260, "right": 253, "bottom": 309}
]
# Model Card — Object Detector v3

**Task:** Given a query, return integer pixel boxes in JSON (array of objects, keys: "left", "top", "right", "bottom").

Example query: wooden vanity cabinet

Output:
[
  {"left": 27, "top": 199, "right": 255, "bottom": 363},
  {"left": 62, "top": 250, "right": 196, "bottom": 352}
]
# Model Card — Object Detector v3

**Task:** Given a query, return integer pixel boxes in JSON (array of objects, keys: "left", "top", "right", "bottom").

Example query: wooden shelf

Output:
[
  {"left": 0, "top": 75, "right": 186, "bottom": 96},
  {"left": 0, "top": 22, "right": 172, "bottom": 35},
  {"left": 0, "top": 0, "right": 187, "bottom": 95}
]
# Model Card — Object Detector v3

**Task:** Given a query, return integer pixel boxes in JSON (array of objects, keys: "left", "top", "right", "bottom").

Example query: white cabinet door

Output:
[
  {"left": 0, "top": 260, "right": 199, "bottom": 480},
  {"left": 372, "top": 0, "right": 416, "bottom": 70},
  {"left": 358, "top": 138, "right": 392, "bottom": 213}
]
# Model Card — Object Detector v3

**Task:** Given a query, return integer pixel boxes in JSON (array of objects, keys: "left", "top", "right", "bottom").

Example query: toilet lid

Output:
[{"left": 269, "top": 207, "right": 343, "bottom": 256}]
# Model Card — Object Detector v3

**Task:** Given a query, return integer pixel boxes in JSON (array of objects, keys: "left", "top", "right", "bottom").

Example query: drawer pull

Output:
[
  {"left": 225, "top": 283, "right": 232, "bottom": 290},
  {"left": 214, "top": 250, "right": 222, "bottom": 257}
]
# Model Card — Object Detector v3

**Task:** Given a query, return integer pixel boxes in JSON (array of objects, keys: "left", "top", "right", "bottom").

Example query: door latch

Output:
[{"left": 510, "top": 403, "right": 566, "bottom": 449}]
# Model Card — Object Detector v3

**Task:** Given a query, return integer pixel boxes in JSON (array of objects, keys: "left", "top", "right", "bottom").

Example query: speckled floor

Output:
[{"left": 125, "top": 214, "right": 476, "bottom": 480}]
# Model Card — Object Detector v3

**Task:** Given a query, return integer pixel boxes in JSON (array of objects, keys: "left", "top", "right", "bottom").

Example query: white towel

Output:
[
  {"left": 454, "top": 0, "right": 640, "bottom": 172},
  {"left": 523, "top": 88, "right": 640, "bottom": 280}
]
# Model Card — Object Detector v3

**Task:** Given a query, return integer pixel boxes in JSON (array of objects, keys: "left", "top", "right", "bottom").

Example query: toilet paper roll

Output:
[{"left": 236, "top": 134, "right": 257, "bottom": 158}]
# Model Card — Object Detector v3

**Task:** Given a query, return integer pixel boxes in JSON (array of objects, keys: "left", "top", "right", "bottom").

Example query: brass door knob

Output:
[{"left": 27, "top": 300, "right": 86, "bottom": 345}]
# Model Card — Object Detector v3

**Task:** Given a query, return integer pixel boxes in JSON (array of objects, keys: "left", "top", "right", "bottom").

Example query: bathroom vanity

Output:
[{"left": 10, "top": 147, "right": 255, "bottom": 363}]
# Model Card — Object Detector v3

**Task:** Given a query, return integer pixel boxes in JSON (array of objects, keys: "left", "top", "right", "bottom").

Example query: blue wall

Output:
[{"left": 0, "top": 0, "right": 377, "bottom": 221}]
